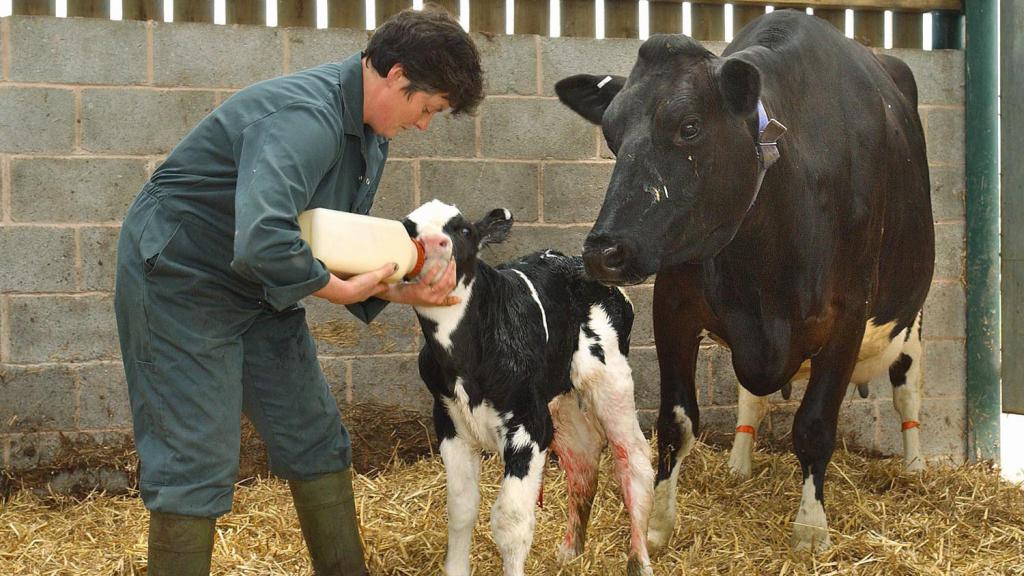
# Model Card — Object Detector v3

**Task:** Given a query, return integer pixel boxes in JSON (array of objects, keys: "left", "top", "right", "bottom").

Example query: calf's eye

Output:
[{"left": 460, "top": 227, "right": 472, "bottom": 237}]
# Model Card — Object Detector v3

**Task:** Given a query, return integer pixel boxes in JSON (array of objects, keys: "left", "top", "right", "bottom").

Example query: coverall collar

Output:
[{"left": 338, "top": 52, "right": 370, "bottom": 139}]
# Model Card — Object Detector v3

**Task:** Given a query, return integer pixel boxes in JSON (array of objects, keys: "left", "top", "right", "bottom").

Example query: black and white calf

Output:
[{"left": 404, "top": 200, "right": 655, "bottom": 576}]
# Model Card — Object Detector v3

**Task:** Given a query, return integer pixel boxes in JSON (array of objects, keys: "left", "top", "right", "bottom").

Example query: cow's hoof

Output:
[
  {"left": 904, "top": 456, "right": 926, "bottom": 473},
  {"left": 790, "top": 524, "right": 832, "bottom": 553},
  {"left": 727, "top": 451, "right": 753, "bottom": 479},
  {"left": 626, "top": 555, "right": 654, "bottom": 576}
]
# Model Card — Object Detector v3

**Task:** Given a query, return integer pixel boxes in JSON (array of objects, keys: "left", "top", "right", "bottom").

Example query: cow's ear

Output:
[
  {"left": 717, "top": 58, "right": 760, "bottom": 117},
  {"left": 555, "top": 74, "right": 625, "bottom": 125},
  {"left": 476, "top": 208, "right": 514, "bottom": 248}
]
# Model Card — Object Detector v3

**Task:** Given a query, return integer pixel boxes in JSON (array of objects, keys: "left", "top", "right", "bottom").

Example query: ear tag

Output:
[{"left": 596, "top": 75, "right": 613, "bottom": 89}]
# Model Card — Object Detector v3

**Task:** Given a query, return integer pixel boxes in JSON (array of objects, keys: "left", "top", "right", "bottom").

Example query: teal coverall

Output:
[{"left": 114, "top": 52, "right": 388, "bottom": 518}]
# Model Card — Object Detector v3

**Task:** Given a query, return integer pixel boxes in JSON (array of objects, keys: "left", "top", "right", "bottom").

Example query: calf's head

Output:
[
  {"left": 403, "top": 200, "right": 514, "bottom": 284},
  {"left": 556, "top": 34, "right": 762, "bottom": 284}
]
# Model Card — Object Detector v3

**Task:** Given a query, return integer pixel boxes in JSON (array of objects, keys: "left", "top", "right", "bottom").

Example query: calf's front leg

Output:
[
  {"left": 491, "top": 424, "right": 548, "bottom": 576},
  {"left": 437, "top": 410, "right": 481, "bottom": 576}
]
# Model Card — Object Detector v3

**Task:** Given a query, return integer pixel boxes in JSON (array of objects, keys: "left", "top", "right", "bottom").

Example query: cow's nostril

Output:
[
  {"left": 439, "top": 239, "right": 449, "bottom": 249},
  {"left": 602, "top": 246, "right": 625, "bottom": 270}
]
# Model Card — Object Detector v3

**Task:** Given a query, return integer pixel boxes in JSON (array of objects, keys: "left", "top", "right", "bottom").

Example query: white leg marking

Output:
[
  {"left": 509, "top": 269, "right": 548, "bottom": 342},
  {"left": 491, "top": 445, "right": 546, "bottom": 576},
  {"left": 894, "top": 317, "right": 925, "bottom": 472},
  {"left": 727, "top": 386, "right": 770, "bottom": 479},
  {"left": 571, "top": 304, "right": 654, "bottom": 574},
  {"left": 792, "top": 475, "right": 831, "bottom": 552},
  {"left": 549, "top": 394, "right": 603, "bottom": 564},
  {"left": 647, "top": 407, "right": 694, "bottom": 556},
  {"left": 440, "top": 436, "right": 481, "bottom": 576}
]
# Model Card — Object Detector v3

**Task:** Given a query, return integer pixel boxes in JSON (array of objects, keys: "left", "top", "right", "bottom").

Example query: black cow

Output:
[
  {"left": 404, "top": 200, "right": 656, "bottom": 575},
  {"left": 555, "top": 10, "right": 934, "bottom": 552}
]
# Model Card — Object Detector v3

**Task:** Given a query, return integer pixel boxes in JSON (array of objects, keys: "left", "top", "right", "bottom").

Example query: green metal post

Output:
[{"left": 964, "top": 0, "right": 1000, "bottom": 462}]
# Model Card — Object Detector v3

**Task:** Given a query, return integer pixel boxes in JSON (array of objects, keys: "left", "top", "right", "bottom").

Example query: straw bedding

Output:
[{"left": 3, "top": 438, "right": 1023, "bottom": 576}]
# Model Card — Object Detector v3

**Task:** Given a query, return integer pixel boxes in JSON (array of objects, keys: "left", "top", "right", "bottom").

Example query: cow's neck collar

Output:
[{"left": 749, "top": 100, "right": 787, "bottom": 212}]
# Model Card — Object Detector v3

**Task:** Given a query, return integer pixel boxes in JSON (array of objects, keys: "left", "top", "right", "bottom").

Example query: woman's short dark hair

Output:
[{"left": 365, "top": 7, "right": 484, "bottom": 115}]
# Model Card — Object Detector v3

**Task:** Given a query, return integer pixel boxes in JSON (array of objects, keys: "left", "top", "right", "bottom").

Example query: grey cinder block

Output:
[
  {"left": 925, "top": 107, "right": 965, "bottom": 167},
  {"left": 8, "top": 16, "right": 147, "bottom": 85},
  {"left": 286, "top": 27, "right": 370, "bottom": 74},
  {"left": 540, "top": 37, "right": 642, "bottom": 96},
  {"left": 933, "top": 221, "right": 965, "bottom": 281},
  {"left": 475, "top": 33, "right": 538, "bottom": 96},
  {"left": 153, "top": 22, "right": 284, "bottom": 88},
  {"left": 0, "top": 227, "right": 76, "bottom": 292},
  {"left": 79, "top": 226, "right": 121, "bottom": 292},
  {"left": 0, "top": 87, "right": 75, "bottom": 153},
  {"left": 81, "top": 89, "right": 216, "bottom": 154},
  {"left": 387, "top": 112, "right": 476, "bottom": 158},
  {"left": 922, "top": 282, "right": 966, "bottom": 340},
  {"left": 77, "top": 363, "right": 131, "bottom": 429},
  {"left": 420, "top": 160, "right": 539, "bottom": 222},
  {"left": 542, "top": 162, "right": 613, "bottom": 223},
  {"left": 8, "top": 295, "right": 119, "bottom": 363},
  {"left": 0, "top": 365, "right": 77, "bottom": 433},
  {"left": 479, "top": 223, "right": 590, "bottom": 264},
  {"left": 930, "top": 165, "right": 965, "bottom": 221},
  {"left": 480, "top": 98, "right": 595, "bottom": 160},
  {"left": 370, "top": 159, "right": 416, "bottom": 220},
  {"left": 880, "top": 49, "right": 964, "bottom": 106},
  {"left": 11, "top": 158, "right": 148, "bottom": 223}
]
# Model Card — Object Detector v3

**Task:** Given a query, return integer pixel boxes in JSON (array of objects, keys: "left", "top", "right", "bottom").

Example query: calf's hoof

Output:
[
  {"left": 646, "top": 524, "right": 671, "bottom": 556},
  {"left": 790, "top": 524, "right": 832, "bottom": 553},
  {"left": 626, "top": 555, "right": 654, "bottom": 576},
  {"left": 555, "top": 541, "right": 582, "bottom": 565}
]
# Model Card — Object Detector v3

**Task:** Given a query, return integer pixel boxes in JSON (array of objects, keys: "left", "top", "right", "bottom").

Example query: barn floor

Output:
[{"left": 2, "top": 440, "right": 1023, "bottom": 576}]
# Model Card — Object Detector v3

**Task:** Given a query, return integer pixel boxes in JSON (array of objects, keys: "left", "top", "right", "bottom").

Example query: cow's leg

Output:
[
  {"left": 647, "top": 271, "right": 702, "bottom": 555},
  {"left": 791, "top": 318, "right": 866, "bottom": 552},
  {"left": 436, "top": 403, "right": 481, "bottom": 576},
  {"left": 591, "top": 352, "right": 655, "bottom": 576},
  {"left": 727, "top": 385, "right": 771, "bottom": 478},
  {"left": 491, "top": 422, "right": 548, "bottom": 576},
  {"left": 548, "top": 394, "right": 603, "bottom": 564},
  {"left": 890, "top": 314, "right": 925, "bottom": 472}
]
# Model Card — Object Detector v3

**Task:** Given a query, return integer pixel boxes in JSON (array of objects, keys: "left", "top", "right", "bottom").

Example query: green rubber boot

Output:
[
  {"left": 289, "top": 468, "right": 368, "bottom": 576},
  {"left": 146, "top": 511, "right": 216, "bottom": 576}
]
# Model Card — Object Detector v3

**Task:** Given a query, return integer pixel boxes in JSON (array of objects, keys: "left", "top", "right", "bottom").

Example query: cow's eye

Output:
[{"left": 680, "top": 118, "right": 701, "bottom": 140}]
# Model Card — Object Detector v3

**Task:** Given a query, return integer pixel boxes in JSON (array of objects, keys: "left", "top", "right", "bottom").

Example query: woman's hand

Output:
[
  {"left": 311, "top": 264, "right": 394, "bottom": 305},
  {"left": 380, "top": 259, "right": 460, "bottom": 307}
]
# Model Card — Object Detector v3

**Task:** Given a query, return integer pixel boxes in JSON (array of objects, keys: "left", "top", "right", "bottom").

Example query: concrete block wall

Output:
[{"left": 0, "top": 15, "right": 968, "bottom": 481}]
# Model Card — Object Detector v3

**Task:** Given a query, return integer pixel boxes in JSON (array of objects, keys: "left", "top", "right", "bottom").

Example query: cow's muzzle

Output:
[{"left": 583, "top": 238, "right": 641, "bottom": 285}]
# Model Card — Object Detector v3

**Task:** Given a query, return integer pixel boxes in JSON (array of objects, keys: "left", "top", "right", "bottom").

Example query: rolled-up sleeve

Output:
[{"left": 230, "top": 103, "right": 339, "bottom": 310}]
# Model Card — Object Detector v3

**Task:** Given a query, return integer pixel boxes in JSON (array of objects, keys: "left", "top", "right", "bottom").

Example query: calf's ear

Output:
[
  {"left": 717, "top": 57, "right": 760, "bottom": 117},
  {"left": 476, "top": 208, "right": 514, "bottom": 248},
  {"left": 555, "top": 74, "right": 626, "bottom": 125}
]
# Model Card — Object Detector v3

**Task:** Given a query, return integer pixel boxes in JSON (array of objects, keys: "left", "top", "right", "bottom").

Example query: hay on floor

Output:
[{"left": 2, "top": 442, "right": 1023, "bottom": 575}]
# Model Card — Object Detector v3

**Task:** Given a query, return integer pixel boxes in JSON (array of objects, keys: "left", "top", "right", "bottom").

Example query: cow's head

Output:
[
  {"left": 403, "top": 200, "right": 514, "bottom": 284},
  {"left": 556, "top": 34, "right": 763, "bottom": 284}
]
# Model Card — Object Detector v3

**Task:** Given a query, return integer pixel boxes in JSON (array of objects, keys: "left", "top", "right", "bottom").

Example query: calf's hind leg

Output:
[
  {"left": 591, "top": 354, "right": 655, "bottom": 576},
  {"left": 549, "top": 393, "right": 603, "bottom": 564}
]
